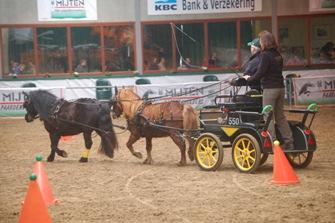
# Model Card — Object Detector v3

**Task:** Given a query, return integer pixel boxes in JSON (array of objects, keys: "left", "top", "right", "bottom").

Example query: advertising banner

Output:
[
  {"left": 293, "top": 76, "right": 335, "bottom": 105},
  {"left": 37, "top": 0, "right": 97, "bottom": 21},
  {"left": 0, "top": 88, "right": 64, "bottom": 117},
  {"left": 147, "top": 0, "right": 262, "bottom": 15},
  {"left": 135, "top": 81, "right": 230, "bottom": 109}
]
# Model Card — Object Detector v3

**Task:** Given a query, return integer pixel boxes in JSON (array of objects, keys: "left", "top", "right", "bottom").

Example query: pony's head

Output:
[
  {"left": 22, "top": 92, "right": 38, "bottom": 122},
  {"left": 110, "top": 87, "right": 123, "bottom": 118},
  {"left": 111, "top": 87, "right": 141, "bottom": 119}
]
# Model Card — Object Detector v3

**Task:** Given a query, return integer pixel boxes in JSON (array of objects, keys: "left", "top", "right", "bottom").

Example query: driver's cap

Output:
[{"left": 247, "top": 38, "right": 260, "bottom": 48}]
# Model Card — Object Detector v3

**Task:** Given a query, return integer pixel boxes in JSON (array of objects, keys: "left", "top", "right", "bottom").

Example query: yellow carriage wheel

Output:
[
  {"left": 232, "top": 133, "right": 261, "bottom": 173},
  {"left": 195, "top": 133, "right": 223, "bottom": 171},
  {"left": 285, "top": 152, "right": 313, "bottom": 169}
]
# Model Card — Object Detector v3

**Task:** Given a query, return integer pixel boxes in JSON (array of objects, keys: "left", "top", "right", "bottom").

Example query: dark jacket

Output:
[
  {"left": 244, "top": 51, "right": 261, "bottom": 76},
  {"left": 243, "top": 51, "right": 261, "bottom": 90},
  {"left": 247, "top": 48, "right": 284, "bottom": 89}
]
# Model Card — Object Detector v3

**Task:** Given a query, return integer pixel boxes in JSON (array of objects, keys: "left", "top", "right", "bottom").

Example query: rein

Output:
[
  {"left": 137, "top": 79, "right": 229, "bottom": 103},
  {"left": 181, "top": 84, "right": 232, "bottom": 104},
  {"left": 55, "top": 116, "right": 127, "bottom": 134},
  {"left": 135, "top": 114, "right": 201, "bottom": 140}
]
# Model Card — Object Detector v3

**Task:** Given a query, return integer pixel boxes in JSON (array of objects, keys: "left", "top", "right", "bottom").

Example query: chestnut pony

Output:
[{"left": 111, "top": 88, "right": 198, "bottom": 166}]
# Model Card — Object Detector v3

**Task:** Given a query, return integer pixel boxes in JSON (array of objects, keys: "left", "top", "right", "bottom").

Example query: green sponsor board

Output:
[
  {"left": 0, "top": 103, "right": 26, "bottom": 117},
  {"left": 51, "top": 10, "right": 86, "bottom": 19}
]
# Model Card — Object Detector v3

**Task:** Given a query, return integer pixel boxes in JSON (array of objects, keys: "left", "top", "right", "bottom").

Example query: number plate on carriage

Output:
[{"left": 227, "top": 114, "right": 241, "bottom": 125}]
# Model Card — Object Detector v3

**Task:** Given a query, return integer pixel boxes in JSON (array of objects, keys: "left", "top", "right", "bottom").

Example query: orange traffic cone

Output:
[
  {"left": 60, "top": 135, "right": 73, "bottom": 141},
  {"left": 33, "top": 154, "right": 59, "bottom": 205},
  {"left": 18, "top": 173, "right": 52, "bottom": 223},
  {"left": 271, "top": 140, "right": 300, "bottom": 185}
]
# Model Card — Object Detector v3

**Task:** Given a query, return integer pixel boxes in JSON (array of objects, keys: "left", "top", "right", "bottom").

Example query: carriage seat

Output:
[{"left": 231, "top": 90, "right": 262, "bottom": 112}]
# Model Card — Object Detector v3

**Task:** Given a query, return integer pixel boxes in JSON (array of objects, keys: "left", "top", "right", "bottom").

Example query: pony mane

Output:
[
  {"left": 75, "top": 98, "right": 99, "bottom": 104},
  {"left": 29, "top": 90, "right": 58, "bottom": 120},
  {"left": 120, "top": 89, "right": 141, "bottom": 100}
]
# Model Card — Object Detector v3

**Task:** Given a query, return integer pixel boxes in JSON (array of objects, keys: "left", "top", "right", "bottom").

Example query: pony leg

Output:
[
  {"left": 126, "top": 134, "right": 142, "bottom": 159},
  {"left": 47, "top": 133, "right": 60, "bottom": 162},
  {"left": 170, "top": 132, "right": 187, "bottom": 166},
  {"left": 56, "top": 146, "right": 68, "bottom": 158},
  {"left": 79, "top": 132, "right": 93, "bottom": 162},
  {"left": 143, "top": 137, "right": 153, "bottom": 164},
  {"left": 186, "top": 136, "right": 195, "bottom": 161}
]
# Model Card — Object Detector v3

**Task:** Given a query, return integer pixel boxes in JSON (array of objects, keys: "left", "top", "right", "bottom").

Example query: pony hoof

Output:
[
  {"left": 177, "top": 162, "right": 186, "bottom": 167},
  {"left": 188, "top": 153, "right": 195, "bottom": 161},
  {"left": 133, "top": 152, "right": 142, "bottom": 159},
  {"left": 47, "top": 156, "right": 54, "bottom": 162},
  {"left": 143, "top": 159, "right": 153, "bottom": 165},
  {"left": 60, "top": 151, "right": 68, "bottom": 158},
  {"left": 79, "top": 157, "right": 88, "bottom": 162}
]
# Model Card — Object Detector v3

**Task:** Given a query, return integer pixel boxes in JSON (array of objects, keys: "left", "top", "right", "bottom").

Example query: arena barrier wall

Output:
[{"left": 0, "top": 72, "right": 334, "bottom": 116}]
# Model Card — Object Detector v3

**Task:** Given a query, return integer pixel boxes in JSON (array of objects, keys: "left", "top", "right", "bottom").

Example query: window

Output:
[
  {"left": 240, "top": 19, "right": 271, "bottom": 66},
  {"left": 143, "top": 24, "right": 172, "bottom": 71},
  {"left": 71, "top": 27, "right": 101, "bottom": 73},
  {"left": 208, "top": 21, "right": 237, "bottom": 69},
  {"left": 103, "top": 25, "right": 135, "bottom": 72},
  {"left": 174, "top": 23, "right": 204, "bottom": 70},
  {"left": 2, "top": 28, "right": 35, "bottom": 75},
  {"left": 37, "top": 27, "right": 68, "bottom": 73},
  {"left": 310, "top": 15, "right": 335, "bottom": 65},
  {"left": 279, "top": 17, "right": 307, "bottom": 66}
]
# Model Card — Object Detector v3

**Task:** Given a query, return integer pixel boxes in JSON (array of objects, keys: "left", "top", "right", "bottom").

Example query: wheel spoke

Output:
[
  {"left": 249, "top": 156, "right": 255, "bottom": 162},
  {"left": 197, "top": 151, "right": 206, "bottom": 156},
  {"left": 236, "top": 146, "right": 244, "bottom": 153},
  {"left": 248, "top": 148, "right": 255, "bottom": 154},
  {"left": 235, "top": 154, "right": 243, "bottom": 159},
  {"left": 242, "top": 140, "right": 246, "bottom": 149},
  {"left": 246, "top": 140, "right": 251, "bottom": 150},
  {"left": 246, "top": 159, "right": 251, "bottom": 168},
  {"left": 241, "top": 158, "right": 246, "bottom": 167},
  {"left": 209, "top": 141, "right": 215, "bottom": 150},
  {"left": 201, "top": 154, "right": 208, "bottom": 165},
  {"left": 209, "top": 154, "right": 217, "bottom": 164},
  {"left": 206, "top": 155, "right": 212, "bottom": 166}
]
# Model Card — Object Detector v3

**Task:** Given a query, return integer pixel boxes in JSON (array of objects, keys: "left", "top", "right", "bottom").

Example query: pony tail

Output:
[
  {"left": 182, "top": 105, "right": 198, "bottom": 130},
  {"left": 182, "top": 104, "right": 198, "bottom": 161},
  {"left": 98, "top": 104, "right": 118, "bottom": 158}
]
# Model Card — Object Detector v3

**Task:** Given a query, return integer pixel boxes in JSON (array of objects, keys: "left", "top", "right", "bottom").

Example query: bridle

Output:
[
  {"left": 23, "top": 98, "right": 39, "bottom": 121},
  {"left": 111, "top": 92, "right": 123, "bottom": 118}
]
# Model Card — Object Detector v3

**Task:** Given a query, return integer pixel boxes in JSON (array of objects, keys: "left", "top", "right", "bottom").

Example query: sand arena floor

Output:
[{"left": 0, "top": 107, "right": 335, "bottom": 223}]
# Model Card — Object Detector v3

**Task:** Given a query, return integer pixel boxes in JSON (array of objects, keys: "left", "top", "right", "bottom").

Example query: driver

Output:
[{"left": 243, "top": 37, "right": 262, "bottom": 92}]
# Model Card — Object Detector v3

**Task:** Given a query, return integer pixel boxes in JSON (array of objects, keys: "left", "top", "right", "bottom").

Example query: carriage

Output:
[
  {"left": 110, "top": 77, "right": 318, "bottom": 173},
  {"left": 194, "top": 77, "right": 319, "bottom": 173}
]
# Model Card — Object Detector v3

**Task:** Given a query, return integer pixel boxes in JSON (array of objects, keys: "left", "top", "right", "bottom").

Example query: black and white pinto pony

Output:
[{"left": 23, "top": 90, "right": 118, "bottom": 162}]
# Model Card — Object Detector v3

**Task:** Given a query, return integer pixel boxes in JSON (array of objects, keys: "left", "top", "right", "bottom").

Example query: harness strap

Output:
[
  {"left": 49, "top": 99, "right": 65, "bottom": 120},
  {"left": 134, "top": 102, "right": 147, "bottom": 136}
]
